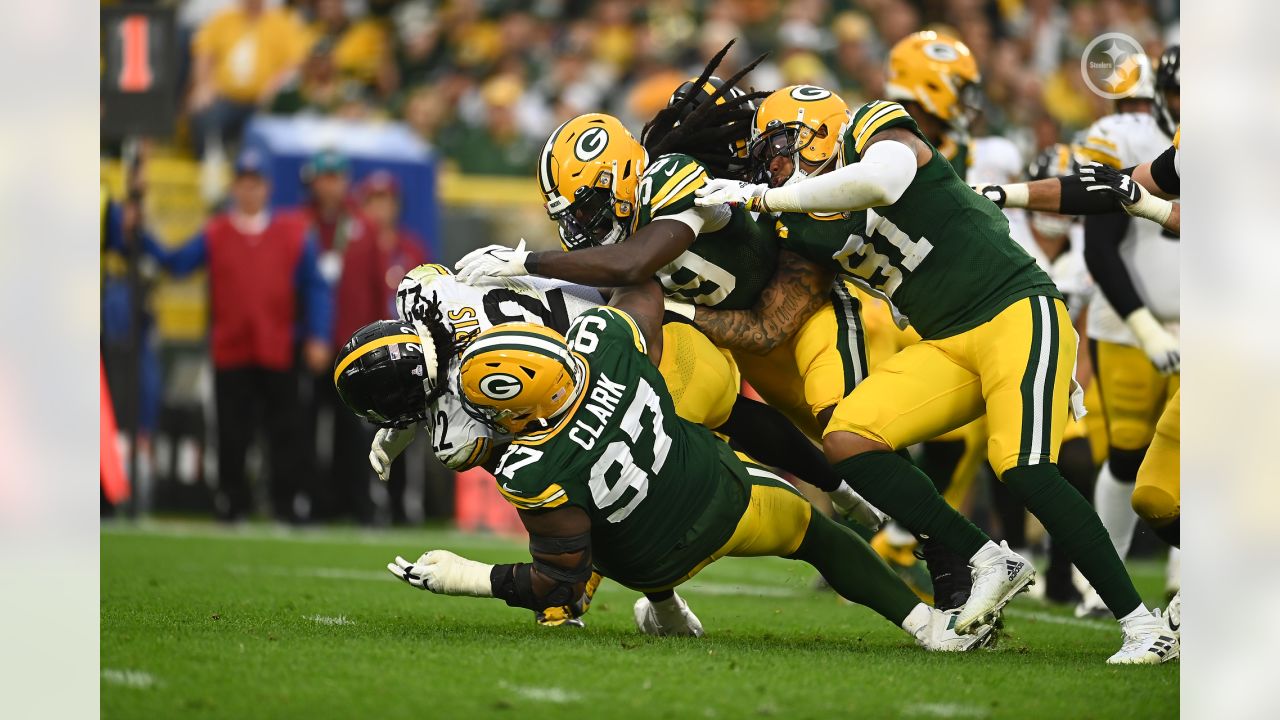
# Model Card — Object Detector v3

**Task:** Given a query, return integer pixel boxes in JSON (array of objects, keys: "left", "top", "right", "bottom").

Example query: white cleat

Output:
[
  {"left": 956, "top": 541, "right": 1036, "bottom": 634},
  {"left": 1074, "top": 584, "right": 1111, "bottom": 619},
  {"left": 828, "top": 481, "right": 887, "bottom": 531},
  {"left": 1107, "top": 609, "right": 1179, "bottom": 664},
  {"left": 634, "top": 593, "right": 705, "bottom": 638},
  {"left": 914, "top": 608, "right": 997, "bottom": 652},
  {"left": 1165, "top": 591, "right": 1181, "bottom": 634}
]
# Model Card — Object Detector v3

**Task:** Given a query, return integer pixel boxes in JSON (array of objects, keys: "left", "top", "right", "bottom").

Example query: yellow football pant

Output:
[
  {"left": 734, "top": 281, "right": 867, "bottom": 440},
  {"left": 1133, "top": 390, "right": 1180, "bottom": 526},
  {"left": 660, "top": 321, "right": 739, "bottom": 431},
  {"left": 827, "top": 296, "right": 1077, "bottom": 478},
  {"left": 644, "top": 468, "right": 813, "bottom": 593},
  {"left": 1092, "top": 340, "right": 1179, "bottom": 452}
]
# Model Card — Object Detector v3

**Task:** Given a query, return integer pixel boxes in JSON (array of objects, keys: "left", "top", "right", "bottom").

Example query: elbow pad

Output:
[{"left": 490, "top": 532, "right": 593, "bottom": 612}]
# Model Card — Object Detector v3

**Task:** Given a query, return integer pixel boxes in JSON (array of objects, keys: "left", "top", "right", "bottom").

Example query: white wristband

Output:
[
  {"left": 1125, "top": 189, "right": 1174, "bottom": 225},
  {"left": 1003, "top": 183, "right": 1030, "bottom": 208}
]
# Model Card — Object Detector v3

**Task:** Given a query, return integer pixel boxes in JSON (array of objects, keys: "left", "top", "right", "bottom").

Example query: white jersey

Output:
[
  {"left": 967, "top": 136, "right": 1035, "bottom": 258},
  {"left": 1076, "top": 113, "right": 1179, "bottom": 345},
  {"left": 1016, "top": 224, "right": 1094, "bottom": 323},
  {"left": 395, "top": 265, "right": 604, "bottom": 469}
]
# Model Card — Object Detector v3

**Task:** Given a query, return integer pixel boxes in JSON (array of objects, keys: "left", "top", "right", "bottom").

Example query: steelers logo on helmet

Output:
[
  {"left": 479, "top": 373, "right": 524, "bottom": 401},
  {"left": 790, "top": 85, "right": 832, "bottom": 101},
  {"left": 574, "top": 127, "right": 609, "bottom": 161}
]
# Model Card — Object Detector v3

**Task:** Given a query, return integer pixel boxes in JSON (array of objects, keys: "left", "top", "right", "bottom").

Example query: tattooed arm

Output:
[{"left": 693, "top": 250, "right": 834, "bottom": 355}]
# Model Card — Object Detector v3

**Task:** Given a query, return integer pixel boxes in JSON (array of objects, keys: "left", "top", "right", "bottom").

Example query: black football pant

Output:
[{"left": 214, "top": 367, "right": 300, "bottom": 520}]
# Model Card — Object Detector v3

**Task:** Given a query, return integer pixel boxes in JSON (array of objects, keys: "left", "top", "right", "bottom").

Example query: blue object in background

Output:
[{"left": 243, "top": 116, "right": 440, "bottom": 259}]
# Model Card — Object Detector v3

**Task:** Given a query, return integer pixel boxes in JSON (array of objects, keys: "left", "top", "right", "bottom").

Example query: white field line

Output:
[
  {"left": 901, "top": 702, "right": 990, "bottom": 718},
  {"left": 1004, "top": 608, "right": 1113, "bottom": 632},
  {"left": 102, "top": 669, "right": 159, "bottom": 689},
  {"left": 307, "top": 614, "right": 355, "bottom": 626},
  {"left": 680, "top": 581, "right": 803, "bottom": 598},
  {"left": 103, "top": 520, "right": 526, "bottom": 550},
  {"left": 497, "top": 681, "right": 581, "bottom": 703}
]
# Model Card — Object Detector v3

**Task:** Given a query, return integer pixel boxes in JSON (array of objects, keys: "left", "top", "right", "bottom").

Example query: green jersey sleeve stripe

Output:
[{"left": 651, "top": 166, "right": 707, "bottom": 213}]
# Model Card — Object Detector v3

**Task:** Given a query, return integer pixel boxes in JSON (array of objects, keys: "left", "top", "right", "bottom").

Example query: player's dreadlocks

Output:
[
  {"left": 641, "top": 40, "right": 771, "bottom": 178},
  {"left": 412, "top": 292, "right": 457, "bottom": 409}
]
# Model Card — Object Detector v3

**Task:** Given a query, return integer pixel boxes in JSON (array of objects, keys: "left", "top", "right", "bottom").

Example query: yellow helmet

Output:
[
  {"left": 749, "top": 85, "right": 852, "bottom": 186},
  {"left": 885, "top": 31, "right": 982, "bottom": 130},
  {"left": 537, "top": 113, "right": 647, "bottom": 251},
  {"left": 458, "top": 323, "right": 584, "bottom": 435}
]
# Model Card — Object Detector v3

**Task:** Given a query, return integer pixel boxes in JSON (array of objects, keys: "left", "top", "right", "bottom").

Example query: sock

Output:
[
  {"left": 835, "top": 451, "right": 989, "bottom": 558},
  {"left": 1149, "top": 516, "right": 1180, "bottom": 548},
  {"left": 789, "top": 511, "right": 920, "bottom": 625},
  {"left": 1047, "top": 438, "right": 1096, "bottom": 600},
  {"left": 1094, "top": 461, "right": 1139, "bottom": 558},
  {"left": 719, "top": 398, "right": 842, "bottom": 491},
  {"left": 1120, "top": 602, "right": 1151, "bottom": 623},
  {"left": 900, "top": 603, "right": 932, "bottom": 637},
  {"left": 1004, "top": 464, "right": 1142, "bottom": 618},
  {"left": 921, "top": 539, "right": 972, "bottom": 610}
]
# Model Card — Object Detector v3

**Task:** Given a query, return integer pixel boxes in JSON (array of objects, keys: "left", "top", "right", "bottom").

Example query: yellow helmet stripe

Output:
[
  {"left": 333, "top": 334, "right": 422, "bottom": 384},
  {"left": 465, "top": 332, "right": 577, "bottom": 377}
]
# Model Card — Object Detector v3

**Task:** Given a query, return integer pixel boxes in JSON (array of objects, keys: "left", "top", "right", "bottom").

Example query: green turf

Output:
[{"left": 102, "top": 521, "right": 1177, "bottom": 719}]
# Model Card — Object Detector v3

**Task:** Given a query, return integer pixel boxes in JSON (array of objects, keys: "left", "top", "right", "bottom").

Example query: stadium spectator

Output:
[
  {"left": 301, "top": 0, "right": 392, "bottom": 91},
  {"left": 188, "top": 0, "right": 309, "bottom": 157},
  {"left": 268, "top": 38, "right": 350, "bottom": 116},
  {"left": 447, "top": 74, "right": 543, "bottom": 176},
  {"left": 133, "top": 150, "right": 332, "bottom": 522},
  {"left": 291, "top": 149, "right": 365, "bottom": 281}
]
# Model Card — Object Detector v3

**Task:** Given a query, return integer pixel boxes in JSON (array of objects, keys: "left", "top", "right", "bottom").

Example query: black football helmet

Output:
[
  {"left": 333, "top": 320, "right": 434, "bottom": 428},
  {"left": 1153, "top": 45, "right": 1179, "bottom": 138}
]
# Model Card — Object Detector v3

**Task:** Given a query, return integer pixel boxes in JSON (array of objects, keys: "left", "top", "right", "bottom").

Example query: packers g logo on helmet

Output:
[
  {"left": 885, "top": 31, "right": 982, "bottom": 129},
  {"left": 478, "top": 373, "right": 524, "bottom": 401},
  {"left": 458, "top": 323, "right": 585, "bottom": 435},
  {"left": 749, "top": 85, "right": 852, "bottom": 186},
  {"left": 538, "top": 113, "right": 647, "bottom": 252}
]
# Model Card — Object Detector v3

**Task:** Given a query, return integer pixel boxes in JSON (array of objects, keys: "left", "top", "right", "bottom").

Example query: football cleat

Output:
[
  {"left": 633, "top": 593, "right": 704, "bottom": 638},
  {"left": 1107, "top": 609, "right": 1179, "bottom": 664},
  {"left": 1165, "top": 591, "right": 1181, "bottom": 634},
  {"left": 955, "top": 541, "right": 1036, "bottom": 634},
  {"left": 914, "top": 608, "right": 997, "bottom": 652}
]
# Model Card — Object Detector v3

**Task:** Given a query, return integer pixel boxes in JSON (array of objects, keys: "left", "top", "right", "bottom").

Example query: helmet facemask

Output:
[
  {"left": 550, "top": 182, "right": 626, "bottom": 251},
  {"left": 748, "top": 119, "right": 838, "bottom": 188}
]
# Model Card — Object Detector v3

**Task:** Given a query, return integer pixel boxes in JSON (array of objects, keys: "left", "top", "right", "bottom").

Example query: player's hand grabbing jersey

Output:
[
  {"left": 834, "top": 101, "right": 1059, "bottom": 339},
  {"left": 635, "top": 153, "right": 779, "bottom": 310},
  {"left": 493, "top": 308, "right": 752, "bottom": 590}
]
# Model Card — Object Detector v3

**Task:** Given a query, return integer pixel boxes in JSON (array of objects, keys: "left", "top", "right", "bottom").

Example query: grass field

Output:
[{"left": 102, "top": 521, "right": 1178, "bottom": 719}]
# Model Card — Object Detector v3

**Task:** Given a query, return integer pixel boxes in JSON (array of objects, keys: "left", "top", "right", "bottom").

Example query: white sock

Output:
[
  {"left": 1165, "top": 547, "right": 1181, "bottom": 593},
  {"left": 900, "top": 602, "right": 932, "bottom": 636},
  {"left": 1120, "top": 603, "right": 1152, "bottom": 624},
  {"left": 1094, "top": 461, "right": 1139, "bottom": 559},
  {"left": 650, "top": 593, "right": 687, "bottom": 624},
  {"left": 970, "top": 540, "right": 1003, "bottom": 565}
]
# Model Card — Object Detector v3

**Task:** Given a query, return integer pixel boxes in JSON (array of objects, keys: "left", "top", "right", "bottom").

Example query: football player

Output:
[
  {"left": 694, "top": 75, "right": 1176, "bottom": 664},
  {"left": 453, "top": 45, "right": 883, "bottom": 522},
  {"left": 385, "top": 278, "right": 993, "bottom": 650}
]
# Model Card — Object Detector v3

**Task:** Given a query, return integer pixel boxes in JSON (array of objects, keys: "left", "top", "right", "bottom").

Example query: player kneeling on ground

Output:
[{"left": 385, "top": 280, "right": 992, "bottom": 650}]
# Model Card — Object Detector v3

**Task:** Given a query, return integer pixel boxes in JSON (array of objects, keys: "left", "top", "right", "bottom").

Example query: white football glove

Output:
[
  {"left": 694, "top": 178, "right": 770, "bottom": 212},
  {"left": 369, "top": 425, "right": 417, "bottom": 482},
  {"left": 1079, "top": 163, "right": 1175, "bottom": 226},
  {"left": 1125, "top": 307, "right": 1180, "bottom": 375},
  {"left": 828, "top": 481, "right": 888, "bottom": 531},
  {"left": 453, "top": 239, "right": 530, "bottom": 284},
  {"left": 388, "top": 550, "right": 494, "bottom": 597}
]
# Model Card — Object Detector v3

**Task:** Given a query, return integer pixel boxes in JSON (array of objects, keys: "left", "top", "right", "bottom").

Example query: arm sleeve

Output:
[
  {"left": 1148, "top": 145, "right": 1180, "bottom": 196},
  {"left": 764, "top": 140, "right": 917, "bottom": 213},
  {"left": 147, "top": 231, "right": 208, "bottom": 276},
  {"left": 295, "top": 231, "right": 333, "bottom": 343},
  {"left": 1083, "top": 211, "right": 1145, "bottom": 319}
]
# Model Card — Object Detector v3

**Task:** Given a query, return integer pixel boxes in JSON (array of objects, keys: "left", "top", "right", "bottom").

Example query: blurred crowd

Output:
[
  {"left": 118, "top": 0, "right": 1177, "bottom": 173},
  {"left": 102, "top": 0, "right": 1178, "bottom": 525}
]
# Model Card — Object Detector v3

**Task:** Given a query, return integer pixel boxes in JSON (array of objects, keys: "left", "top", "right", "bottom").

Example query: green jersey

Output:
[
  {"left": 635, "top": 153, "right": 779, "bottom": 310},
  {"left": 832, "top": 100, "right": 1059, "bottom": 339},
  {"left": 493, "top": 307, "right": 751, "bottom": 590}
]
